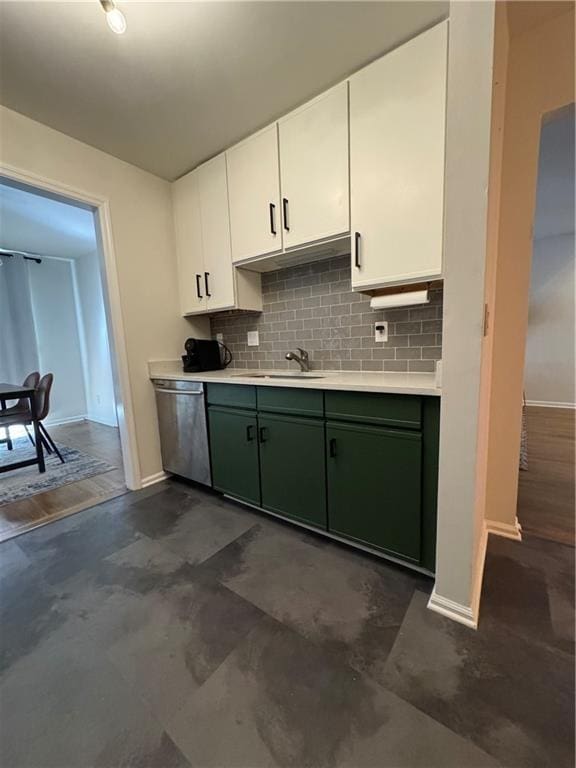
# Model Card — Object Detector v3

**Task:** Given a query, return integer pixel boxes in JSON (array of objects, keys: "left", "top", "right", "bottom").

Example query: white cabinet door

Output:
[
  {"left": 227, "top": 126, "right": 282, "bottom": 263},
  {"left": 279, "top": 83, "right": 349, "bottom": 250},
  {"left": 172, "top": 170, "right": 206, "bottom": 315},
  {"left": 197, "top": 154, "right": 236, "bottom": 311},
  {"left": 350, "top": 21, "right": 447, "bottom": 290}
]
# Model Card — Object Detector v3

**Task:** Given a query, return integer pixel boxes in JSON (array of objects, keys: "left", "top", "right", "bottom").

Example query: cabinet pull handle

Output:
[
  {"left": 259, "top": 426, "right": 268, "bottom": 443},
  {"left": 246, "top": 424, "right": 255, "bottom": 442},
  {"left": 354, "top": 232, "right": 361, "bottom": 269},
  {"left": 204, "top": 272, "right": 211, "bottom": 297},
  {"left": 196, "top": 274, "right": 203, "bottom": 299},
  {"left": 329, "top": 438, "right": 337, "bottom": 458},
  {"left": 282, "top": 198, "right": 290, "bottom": 232},
  {"left": 269, "top": 203, "right": 277, "bottom": 235}
]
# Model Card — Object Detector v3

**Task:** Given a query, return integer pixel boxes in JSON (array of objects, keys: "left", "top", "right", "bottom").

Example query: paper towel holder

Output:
[{"left": 368, "top": 281, "right": 440, "bottom": 310}]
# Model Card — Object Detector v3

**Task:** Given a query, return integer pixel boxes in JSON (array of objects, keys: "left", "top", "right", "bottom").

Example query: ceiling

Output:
[
  {"left": 0, "top": 1, "right": 447, "bottom": 180},
  {"left": 0, "top": 181, "right": 97, "bottom": 259},
  {"left": 534, "top": 105, "right": 575, "bottom": 240}
]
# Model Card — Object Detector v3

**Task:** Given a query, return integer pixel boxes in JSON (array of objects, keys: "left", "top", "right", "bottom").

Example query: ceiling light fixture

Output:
[{"left": 99, "top": 0, "right": 126, "bottom": 35}]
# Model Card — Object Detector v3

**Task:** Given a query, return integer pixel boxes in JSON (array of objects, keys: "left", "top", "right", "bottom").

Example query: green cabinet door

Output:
[
  {"left": 208, "top": 407, "right": 260, "bottom": 506},
  {"left": 326, "top": 421, "right": 422, "bottom": 562},
  {"left": 259, "top": 414, "right": 327, "bottom": 529}
]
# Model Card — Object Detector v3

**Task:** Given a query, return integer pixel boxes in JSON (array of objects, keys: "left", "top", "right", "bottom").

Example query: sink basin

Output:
[{"left": 232, "top": 372, "right": 324, "bottom": 380}]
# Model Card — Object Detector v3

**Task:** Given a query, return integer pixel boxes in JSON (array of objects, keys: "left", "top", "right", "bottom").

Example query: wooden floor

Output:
[
  {"left": 0, "top": 420, "right": 126, "bottom": 543},
  {"left": 517, "top": 406, "right": 575, "bottom": 546}
]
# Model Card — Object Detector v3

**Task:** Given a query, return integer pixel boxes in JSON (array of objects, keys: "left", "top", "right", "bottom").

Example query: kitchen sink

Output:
[{"left": 232, "top": 372, "right": 324, "bottom": 380}]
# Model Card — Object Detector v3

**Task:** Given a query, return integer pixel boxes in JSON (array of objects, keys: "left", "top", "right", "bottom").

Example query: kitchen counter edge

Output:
[{"left": 148, "top": 362, "right": 441, "bottom": 397}]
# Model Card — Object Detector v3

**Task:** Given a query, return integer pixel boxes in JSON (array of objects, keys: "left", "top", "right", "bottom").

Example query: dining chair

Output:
[
  {"left": 0, "top": 371, "right": 40, "bottom": 451},
  {"left": 0, "top": 373, "right": 65, "bottom": 464}
]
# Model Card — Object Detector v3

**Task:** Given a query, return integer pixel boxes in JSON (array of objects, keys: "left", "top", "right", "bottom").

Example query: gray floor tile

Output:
[
  {"left": 383, "top": 590, "right": 575, "bottom": 768},
  {"left": 197, "top": 523, "right": 429, "bottom": 686},
  {"left": 32, "top": 534, "right": 264, "bottom": 725},
  {"left": 0, "top": 539, "right": 35, "bottom": 608},
  {"left": 16, "top": 497, "right": 143, "bottom": 585},
  {"left": 1, "top": 481, "right": 573, "bottom": 768},
  {"left": 125, "top": 486, "right": 260, "bottom": 565},
  {"left": 484, "top": 534, "right": 575, "bottom": 654},
  {"left": 103, "top": 538, "right": 264, "bottom": 722},
  {"left": 0, "top": 640, "right": 189, "bottom": 768},
  {"left": 166, "top": 615, "right": 499, "bottom": 768}
]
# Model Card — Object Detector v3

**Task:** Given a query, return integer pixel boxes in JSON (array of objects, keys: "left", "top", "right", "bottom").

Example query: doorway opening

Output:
[
  {"left": 517, "top": 104, "right": 575, "bottom": 545},
  {"left": 0, "top": 177, "right": 128, "bottom": 539}
]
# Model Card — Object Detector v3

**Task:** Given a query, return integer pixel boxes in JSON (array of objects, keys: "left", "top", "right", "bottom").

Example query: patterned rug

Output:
[{"left": 0, "top": 437, "right": 116, "bottom": 505}]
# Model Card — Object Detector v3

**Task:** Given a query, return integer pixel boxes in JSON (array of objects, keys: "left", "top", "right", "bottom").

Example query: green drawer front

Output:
[
  {"left": 206, "top": 383, "right": 256, "bottom": 410},
  {"left": 257, "top": 386, "right": 324, "bottom": 417},
  {"left": 325, "top": 391, "right": 422, "bottom": 429}
]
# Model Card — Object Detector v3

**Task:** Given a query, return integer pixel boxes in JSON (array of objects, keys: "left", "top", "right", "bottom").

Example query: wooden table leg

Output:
[{"left": 30, "top": 392, "right": 45, "bottom": 473}]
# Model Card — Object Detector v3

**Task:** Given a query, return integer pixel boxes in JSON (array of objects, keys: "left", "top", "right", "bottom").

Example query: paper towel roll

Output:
[{"left": 369, "top": 290, "right": 429, "bottom": 310}]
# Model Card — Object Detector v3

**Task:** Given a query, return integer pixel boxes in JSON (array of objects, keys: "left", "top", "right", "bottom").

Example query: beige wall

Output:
[
  {"left": 0, "top": 106, "right": 209, "bottom": 484},
  {"left": 480, "top": 3, "right": 575, "bottom": 531}
]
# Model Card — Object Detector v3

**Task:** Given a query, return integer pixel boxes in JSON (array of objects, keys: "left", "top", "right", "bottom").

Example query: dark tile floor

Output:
[{"left": 0, "top": 479, "right": 573, "bottom": 768}]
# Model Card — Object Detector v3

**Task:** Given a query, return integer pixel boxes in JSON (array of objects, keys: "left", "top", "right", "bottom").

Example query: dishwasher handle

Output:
[{"left": 154, "top": 387, "right": 204, "bottom": 396}]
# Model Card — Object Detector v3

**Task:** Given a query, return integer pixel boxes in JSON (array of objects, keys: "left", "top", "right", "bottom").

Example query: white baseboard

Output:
[
  {"left": 485, "top": 517, "right": 522, "bottom": 541},
  {"left": 85, "top": 415, "right": 119, "bottom": 428},
  {"left": 44, "top": 415, "right": 87, "bottom": 427},
  {"left": 525, "top": 400, "right": 575, "bottom": 409},
  {"left": 140, "top": 471, "right": 169, "bottom": 488},
  {"left": 427, "top": 522, "right": 488, "bottom": 631},
  {"left": 427, "top": 589, "right": 478, "bottom": 629}
]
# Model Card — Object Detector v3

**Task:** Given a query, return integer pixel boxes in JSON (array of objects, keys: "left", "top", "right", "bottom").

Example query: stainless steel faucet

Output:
[{"left": 285, "top": 348, "right": 310, "bottom": 372}]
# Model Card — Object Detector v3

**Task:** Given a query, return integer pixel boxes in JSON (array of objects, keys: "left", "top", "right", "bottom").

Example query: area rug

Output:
[{"left": 0, "top": 437, "right": 116, "bottom": 505}]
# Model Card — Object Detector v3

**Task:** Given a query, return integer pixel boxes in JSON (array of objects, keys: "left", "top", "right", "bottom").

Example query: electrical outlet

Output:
[
  {"left": 374, "top": 321, "right": 388, "bottom": 343},
  {"left": 247, "top": 330, "right": 259, "bottom": 347}
]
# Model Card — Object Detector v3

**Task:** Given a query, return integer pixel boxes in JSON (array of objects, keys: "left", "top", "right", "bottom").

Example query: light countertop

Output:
[{"left": 149, "top": 361, "right": 441, "bottom": 396}]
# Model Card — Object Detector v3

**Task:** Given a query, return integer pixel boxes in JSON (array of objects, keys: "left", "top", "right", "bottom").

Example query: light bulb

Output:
[{"left": 105, "top": 7, "right": 126, "bottom": 34}]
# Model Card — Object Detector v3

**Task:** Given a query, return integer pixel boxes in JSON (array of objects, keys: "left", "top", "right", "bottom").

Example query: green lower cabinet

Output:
[
  {"left": 326, "top": 421, "right": 422, "bottom": 563},
  {"left": 208, "top": 407, "right": 260, "bottom": 506},
  {"left": 258, "top": 414, "right": 327, "bottom": 529}
]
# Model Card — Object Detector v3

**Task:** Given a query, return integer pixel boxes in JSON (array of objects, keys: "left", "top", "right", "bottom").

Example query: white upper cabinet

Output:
[
  {"left": 173, "top": 155, "right": 261, "bottom": 316},
  {"left": 349, "top": 21, "right": 448, "bottom": 290},
  {"left": 279, "top": 83, "right": 349, "bottom": 250},
  {"left": 172, "top": 170, "right": 205, "bottom": 315},
  {"left": 196, "top": 155, "right": 235, "bottom": 311},
  {"left": 227, "top": 126, "right": 282, "bottom": 264}
]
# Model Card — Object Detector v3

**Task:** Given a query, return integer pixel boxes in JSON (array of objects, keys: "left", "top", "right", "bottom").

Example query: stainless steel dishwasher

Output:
[{"left": 152, "top": 379, "right": 212, "bottom": 486}]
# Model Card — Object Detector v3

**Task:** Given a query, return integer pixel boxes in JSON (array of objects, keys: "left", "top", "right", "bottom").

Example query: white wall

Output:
[
  {"left": 524, "top": 109, "right": 575, "bottom": 407},
  {"left": 525, "top": 233, "right": 575, "bottom": 405},
  {"left": 28, "top": 258, "right": 87, "bottom": 423},
  {"left": 75, "top": 251, "right": 117, "bottom": 426},
  {"left": 430, "top": 0, "right": 495, "bottom": 628},
  {"left": 0, "top": 105, "right": 210, "bottom": 485}
]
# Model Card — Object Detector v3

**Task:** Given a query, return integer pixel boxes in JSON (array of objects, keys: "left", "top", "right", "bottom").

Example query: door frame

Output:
[{"left": 0, "top": 161, "right": 141, "bottom": 489}]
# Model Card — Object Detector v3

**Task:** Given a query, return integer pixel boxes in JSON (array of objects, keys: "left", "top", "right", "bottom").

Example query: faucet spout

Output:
[{"left": 285, "top": 347, "right": 310, "bottom": 372}]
